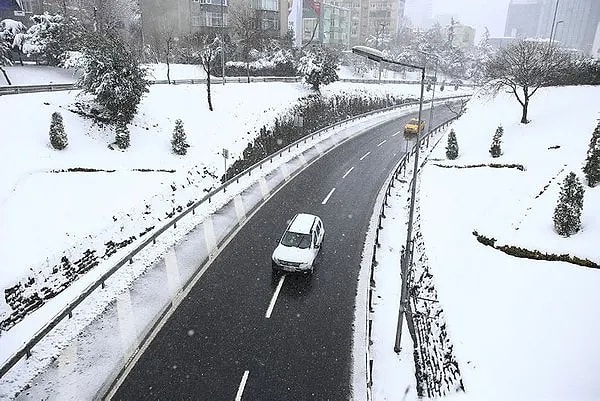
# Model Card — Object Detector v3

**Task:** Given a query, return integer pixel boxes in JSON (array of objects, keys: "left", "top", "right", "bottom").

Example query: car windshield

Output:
[
  {"left": 409, "top": 120, "right": 419, "bottom": 124},
  {"left": 280, "top": 231, "right": 311, "bottom": 249}
]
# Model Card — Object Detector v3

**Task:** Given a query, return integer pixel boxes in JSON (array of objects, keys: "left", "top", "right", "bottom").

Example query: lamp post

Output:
[
  {"left": 352, "top": 46, "right": 426, "bottom": 352},
  {"left": 548, "top": 0, "right": 560, "bottom": 45},
  {"left": 419, "top": 50, "right": 439, "bottom": 147},
  {"left": 221, "top": 0, "right": 226, "bottom": 85},
  {"left": 550, "top": 20, "right": 564, "bottom": 45}
]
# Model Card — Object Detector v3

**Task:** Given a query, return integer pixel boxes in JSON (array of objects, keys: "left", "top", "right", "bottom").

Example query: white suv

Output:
[{"left": 272, "top": 213, "right": 324, "bottom": 274}]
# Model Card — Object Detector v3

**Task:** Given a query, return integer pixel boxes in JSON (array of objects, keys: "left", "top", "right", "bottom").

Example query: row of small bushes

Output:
[
  {"left": 222, "top": 93, "right": 413, "bottom": 181},
  {"left": 472, "top": 230, "right": 599, "bottom": 268},
  {"left": 48, "top": 111, "right": 190, "bottom": 155},
  {"left": 218, "top": 61, "right": 298, "bottom": 77}
]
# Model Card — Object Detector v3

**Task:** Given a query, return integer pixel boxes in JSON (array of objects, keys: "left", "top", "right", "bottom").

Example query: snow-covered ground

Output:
[
  {"left": 0, "top": 63, "right": 474, "bottom": 398},
  {"left": 0, "top": 68, "right": 470, "bottom": 294},
  {"left": 371, "top": 86, "right": 600, "bottom": 400}
]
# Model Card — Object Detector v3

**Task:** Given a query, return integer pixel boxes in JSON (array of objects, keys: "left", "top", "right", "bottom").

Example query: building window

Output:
[
  {"left": 191, "top": 15, "right": 202, "bottom": 26},
  {"left": 262, "top": 14, "right": 279, "bottom": 30},
  {"left": 20, "top": 0, "right": 33, "bottom": 12},
  {"left": 197, "top": 0, "right": 228, "bottom": 5},
  {"left": 252, "top": 0, "right": 278, "bottom": 11}
]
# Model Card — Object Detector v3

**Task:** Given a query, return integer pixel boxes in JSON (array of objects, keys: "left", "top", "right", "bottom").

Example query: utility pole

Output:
[
  {"left": 221, "top": 0, "right": 226, "bottom": 85},
  {"left": 426, "top": 58, "right": 437, "bottom": 147},
  {"left": 548, "top": 0, "right": 560, "bottom": 44},
  {"left": 394, "top": 66, "right": 425, "bottom": 352}
]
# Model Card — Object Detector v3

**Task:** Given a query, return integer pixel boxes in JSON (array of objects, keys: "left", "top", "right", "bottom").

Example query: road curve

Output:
[{"left": 110, "top": 107, "right": 457, "bottom": 401}]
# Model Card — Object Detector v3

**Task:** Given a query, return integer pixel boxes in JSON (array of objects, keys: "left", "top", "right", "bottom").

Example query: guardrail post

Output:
[
  {"left": 68, "top": 311, "right": 72, "bottom": 318},
  {"left": 174, "top": 221, "right": 177, "bottom": 229},
  {"left": 129, "top": 258, "right": 133, "bottom": 264},
  {"left": 26, "top": 348, "right": 31, "bottom": 359},
  {"left": 101, "top": 281, "right": 105, "bottom": 289}
]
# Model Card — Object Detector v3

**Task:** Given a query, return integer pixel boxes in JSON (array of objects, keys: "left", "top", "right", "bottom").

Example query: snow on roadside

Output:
[{"left": 416, "top": 86, "right": 600, "bottom": 400}]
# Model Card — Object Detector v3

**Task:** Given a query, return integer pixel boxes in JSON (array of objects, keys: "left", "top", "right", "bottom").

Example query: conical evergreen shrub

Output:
[
  {"left": 490, "top": 125, "right": 503, "bottom": 158},
  {"left": 171, "top": 119, "right": 189, "bottom": 155},
  {"left": 446, "top": 129, "right": 459, "bottom": 160},
  {"left": 115, "top": 122, "right": 130, "bottom": 149},
  {"left": 583, "top": 121, "right": 600, "bottom": 187},
  {"left": 49, "top": 112, "right": 68, "bottom": 150},
  {"left": 553, "top": 172, "right": 584, "bottom": 237}
]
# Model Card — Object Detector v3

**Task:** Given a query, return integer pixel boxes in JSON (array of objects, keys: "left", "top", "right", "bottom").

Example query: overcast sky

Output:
[{"left": 406, "top": 0, "right": 513, "bottom": 40}]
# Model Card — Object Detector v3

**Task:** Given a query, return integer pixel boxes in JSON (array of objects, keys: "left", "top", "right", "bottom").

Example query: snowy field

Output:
[
  {"left": 372, "top": 86, "right": 600, "bottom": 400},
  {"left": 0, "top": 64, "right": 472, "bottom": 315}
]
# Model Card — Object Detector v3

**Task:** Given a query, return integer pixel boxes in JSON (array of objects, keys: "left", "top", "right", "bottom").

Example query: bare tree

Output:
[
  {"left": 484, "top": 40, "right": 568, "bottom": 124},
  {"left": 228, "top": 0, "right": 261, "bottom": 83},
  {"left": 444, "top": 99, "right": 468, "bottom": 117},
  {"left": 148, "top": 19, "right": 178, "bottom": 83},
  {"left": 185, "top": 33, "right": 222, "bottom": 111}
]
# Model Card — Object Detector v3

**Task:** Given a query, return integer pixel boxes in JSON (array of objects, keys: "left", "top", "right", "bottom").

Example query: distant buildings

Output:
[
  {"left": 0, "top": 0, "right": 36, "bottom": 24},
  {"left": 450, "top": 23, "right": 475, "bottom": 49},
  {"left": 504, "top": 0, "right": 600, "bottom": 55}
]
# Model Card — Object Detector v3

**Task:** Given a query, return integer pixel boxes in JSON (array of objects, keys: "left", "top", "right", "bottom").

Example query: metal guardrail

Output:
[
  {"left": 0, "top": 75, "right": 474, "bottom": 96},
  {"left": 364, "top": 111, "right": 464, "bottom": 399},
  {"left": 0, "top": 76, "right": 302, "bottom": 96},
  {"left": 0, "top": 93, "right": 471, "bottom": 380}
]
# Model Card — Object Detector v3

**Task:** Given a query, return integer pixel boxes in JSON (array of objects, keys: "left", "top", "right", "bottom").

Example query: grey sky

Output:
[
  {"left": 433, "top": 0, "right": 512, "bottom": 38},
  {"left": 405, "top": 0, "right": 512, "bottom": 40}
]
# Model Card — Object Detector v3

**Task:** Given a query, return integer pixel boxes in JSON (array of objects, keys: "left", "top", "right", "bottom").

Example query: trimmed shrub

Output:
[
  {"left": 171, "top": 119, "right": 189, "bottom": 155},
  {"left": 115, "top": 122, "right": 130, "bottom": 150},
  {"left": 49, "top": 111, "right": 68, "bottom": 150},
  {"left": 553, "top": 172, "right": 584, "bottom": 237},
  {"left": 445, "top": 129, "right": 459, "bottom": 160},
  {"left": 583, "top": 121, "right": 600, "bottom": 187},
  {"left": 489, "top": 125, "right": 503, "bottom": 157}
]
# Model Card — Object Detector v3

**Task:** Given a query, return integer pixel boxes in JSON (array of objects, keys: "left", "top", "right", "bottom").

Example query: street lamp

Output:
[
  {"left": 548, "top": 0, "right": 560, "bottom": 46},
  {"left": 419, "top": 50, "right": 439, "bottom": 147},
  {"left": 550, "top": 20, "right": 564, "bottom": 45},
  {"left": 352, "top": 45, "right": 426, "bottom": 352},
  {"left": 221, "top": 0, "right": 226, "bottom": 85}
]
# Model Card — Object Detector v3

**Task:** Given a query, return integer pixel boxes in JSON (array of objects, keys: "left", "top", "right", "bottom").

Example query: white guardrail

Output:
[{"left": 0, "top": 93, "right": 471, "bottom": 384}]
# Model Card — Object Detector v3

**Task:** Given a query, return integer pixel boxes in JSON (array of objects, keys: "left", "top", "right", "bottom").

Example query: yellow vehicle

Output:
[{"left": 404, "top": 118, "right": 425, "bottom": 135}]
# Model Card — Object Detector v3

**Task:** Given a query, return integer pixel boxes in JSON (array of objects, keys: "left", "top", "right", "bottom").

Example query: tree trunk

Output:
[
  {"left": 206, "top": 66, "right": 213, "bottom": 111},
  {"left": 521, "top": 97, "right": 529, "bottom": 124},
  {"left": 246, "top": 60, "right": 250, "bottom": 83},
  {"left": 0, "top": 67, "right": 12, "bottom": 85},
  {"left": 166, "top": 55, "right": 171, "bottom": 84}
]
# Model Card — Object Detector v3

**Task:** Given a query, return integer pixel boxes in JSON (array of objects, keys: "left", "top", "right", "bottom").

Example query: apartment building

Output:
[{"left": 329, "top": 0, "right": 400, "bottom": 47}]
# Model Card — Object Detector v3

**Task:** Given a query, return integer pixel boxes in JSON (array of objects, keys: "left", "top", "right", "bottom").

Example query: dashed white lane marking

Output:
[
  {"left": 342, "top": 167, "right": 355, "bottom": 179},
  {"left": 392, "top": 131, "right": 401, "bottom": 137},
  {"left": 377, "top": 139, "right": 387, "bottom": 147},
  {"left": 259, "top": 177, "right": 270, "bottom": 199},
  {"left": 235, "top": 370, "right": 250, "bottom": 401},
  {"left": 360, "top": 151, "right": 371, "bottom": 161},
  {"left": 280, "top": 163, "right": 291, "bottom": 180},
  {"left": 203, "top": 216, "right": 217, "bottom": 258},
  {"left": 165, "top": 248, "right": 181, "bottom": 296},
  {"left": 234, "top": 194, "right": 246, "bottom": 222},
  {"left": 117, "top": 290, "right": 137, "bottom": 353},
  {"left": 266, "top": 275, "right": 286, "bottom": 318},
  {"left": 322, "top": 188, "right": 336, "bottom": 205}
]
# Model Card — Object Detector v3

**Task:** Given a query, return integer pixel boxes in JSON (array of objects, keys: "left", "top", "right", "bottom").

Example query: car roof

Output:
[
  {"left": 408, "top": 118, "right": 419, "bottom": 122},
  {"left": 288, "top": 213, "right": 318, "bottom": 234}
]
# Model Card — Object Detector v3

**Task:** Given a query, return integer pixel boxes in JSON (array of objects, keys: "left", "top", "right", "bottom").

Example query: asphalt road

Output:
[{"left": 111, "top": 107, "right": 456, "bottom": 401}]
